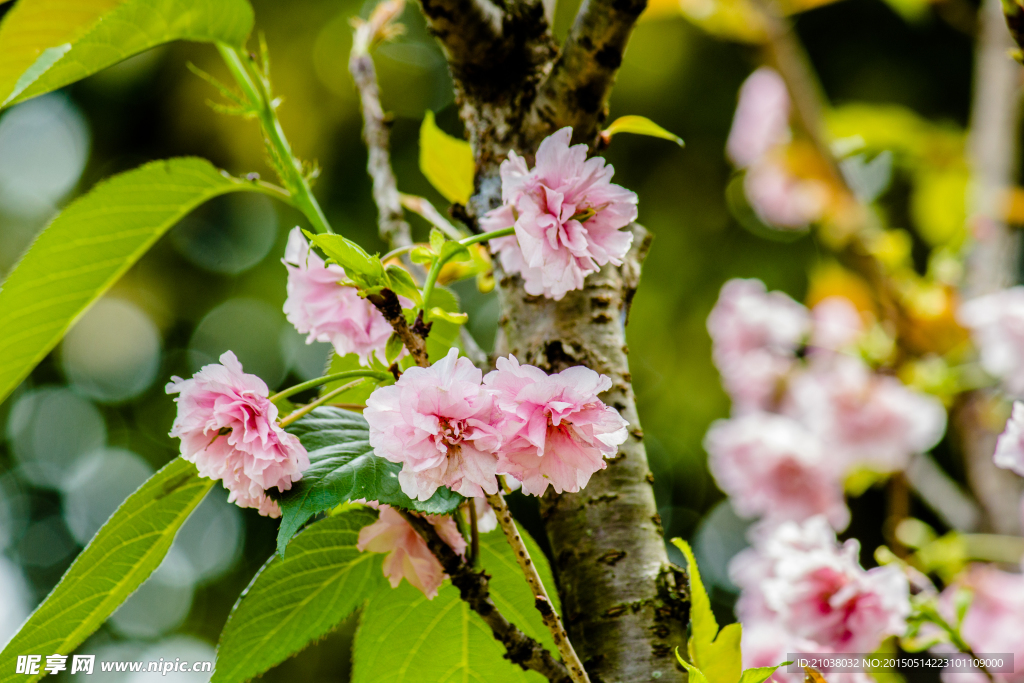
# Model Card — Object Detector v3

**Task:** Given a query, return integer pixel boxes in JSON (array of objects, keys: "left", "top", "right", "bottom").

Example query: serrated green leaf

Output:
[
  {"left": 384, "top": 264, "right": 423, "bottom": 305},
  {"left": 307, "top": 232, "right": 386, "bottom": 287},
  {"left": 672, "top": 539, "right": 717, "bottom": 648},
  {"left": 410, "top": 246, "right": 435, "bottom": 264},
  {"left": 352, "top": 527, "right": 556, "bottom": 682},
  {"left": 0, "top": 0, "right": 254, "bottom": 108},
  {"left": 702, "top": 623, "right": 743, "bottom": 683},
  {"left": 419, "top": 110, "right": 474, "bottom": 205},
  {"left": 677, "top": 651, "right": 712, "bottom": 683},
  {"left": 0, "top": 157, "right": 267, "bottom": 406},
  {"left": 738, "top": 664, "right": 787, "bottom": 683},
  {"left": 0, "top": 458, "right": 213, "bottom": 683},
  {"left": 440, "top": 240, "right": 471, "bottom": 263},
  {"left": 213, "top": 509, "right": 386, "bottom": 683},
  {"left": 276, "top": 407, "right": 463, "bottom": 555},
  {"left": 603, "top": 115, "right": 684, "bottom": 146},
  {"left": 429, "top": 226, "right": 446, "bottom": 254}
]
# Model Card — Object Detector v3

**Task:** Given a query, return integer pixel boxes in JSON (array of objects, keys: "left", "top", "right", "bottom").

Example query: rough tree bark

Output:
[{"left": 413, "top": 0, "right": 690, "bottom": 680}]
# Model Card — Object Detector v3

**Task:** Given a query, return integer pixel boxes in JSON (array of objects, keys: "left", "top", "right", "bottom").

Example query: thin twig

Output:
[
  {"left": 486, "top": 492, "right": 591, "bottom": 683},
  {"left": 366, "top": 288, "right": 431, "bottom": 367},
  {"left": 398, "top": 510, "right": 573, "bottom": 683},
  {"left": 400, "top": 193, "right": 468, "bottom": 240},
  {"left": 350, "top": 0, "right": 413, "bottom": 249},
  {"left": 279, "top": 380, "right": 364, "bottom": 428}
]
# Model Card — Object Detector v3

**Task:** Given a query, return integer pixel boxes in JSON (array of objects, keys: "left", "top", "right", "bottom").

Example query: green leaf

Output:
[
  {"left": 676, "top": 651, "right": 712, "bottom": 683},
  {"left": 0, "top": 157, "right": 266, "bottom": 407},
  {"left": 0, "top": 458, "right": 213, "bottom": 683},
  {"left": 352, "top": 526, "right": 556, "bottom": 682},
  {"left": 306, "top": 232, "right": 386, "bottom": 287},
  {"left": 672, "top": 538, "right": 744, "bottom": 683},
  {"left": 276, "top": 407, "right": 463, "bottom": 555},
  {"left": 385, "top": 334, "right": 404, "bottom": 365},
  {"left": 0, "top": 0, "right": 254, "bottom": 108},
  {"left": 424, "top": 286, "right": 463, "bottom": 362},
  {"left": 213, "top": 509, "right": 386, "bottom": 683},
  {"left": 429, "top": 226, "right": 446, "bottom": 255},
  {"left": 419, "top": 110, "right": 475, "bottom": 205},
  {"left": 738, "top": 665, "right": 787, "bottom": 683},
  {"left": 440, "top": 240, "right": 471, "bottom": 263},
  {"left": 384, "top": 264, "right": 423, "bottom": 305},
  {"left": 602, "top": 115, "right": 684, "bottom": 146}
]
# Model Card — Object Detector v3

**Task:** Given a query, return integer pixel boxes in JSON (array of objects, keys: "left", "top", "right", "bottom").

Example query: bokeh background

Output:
[{"left": 0, "top": 0, "right": 986, "bottom": 679}]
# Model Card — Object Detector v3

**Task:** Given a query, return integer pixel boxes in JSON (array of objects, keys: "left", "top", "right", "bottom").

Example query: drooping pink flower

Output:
[
  {"left": 707, "top": 278, "right": 811, "bottom": 412},
  {"left": 282, "top": 227, "right": 394, "bottom": 365},
  {"left": 994, "top": 401, "right": 1024, "bottom": 476},
  {"left": 704, "top": 412, "right": 849, "bottom": 530},
  {"left": 784, "top": 354, "right": 946, "bottom": 473},
  {"left": 810, "top": 296, "right": 865, "bottom": 354},
  {"left": 731, "top": 516, "right": 910, "bottom": 657},
  {"left": 364, "top": 348, "right": 502, "bottom": 500},
  {"left": 166, "top": 351, "right": 309, "bottom": 518},
  {"left": 937, "top": 565, "right": 1024, "bottom": 683},
  {"left": 483, "top": 355, "right": 629, "bottom": 496},
  {"left": 727, "top": 67, "right": 792, "bottom": 169},
  {"left": 959, "top": 287, "right": 1024, "bottom": 396},
  {"left": 357, "top": 504, "right": 466, "bottom": 599},
  {"left": 480, "top": 128, "right": 638, "bottom": 300}
]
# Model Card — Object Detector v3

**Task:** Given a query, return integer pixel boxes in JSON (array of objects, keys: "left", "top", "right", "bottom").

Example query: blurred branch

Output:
[
  {"left": 399, "top": 510, "right": 574, "bottom": 683},
  {"left": 350, "top": 0, "right": 413, "bottom": 249},
  {"left": 416, "top": 0, "right": 504, "bottom": 74},
  {"left": 529, "top": 0, "right": 648, "bottom": 145},
  {"left": 216, "top": 43, "right": 333, "bottom": 234}
]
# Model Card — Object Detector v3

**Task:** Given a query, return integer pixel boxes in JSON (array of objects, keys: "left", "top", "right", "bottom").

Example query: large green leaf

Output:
[
  {"left": 352, "top": 527, "right": 558, "bottom": 682},
  {"left": 419, "top": 110, "right": 474, "bottom": 206},
  {"left": 0, "top": 458, "right": 213, "bottom": 683},
  {"left": 277, "top": 407, "right": 463, "bottom": 555},
  {"left": 0, "top": 0, "right": 253, "bottom": 107},
  {"left": 213, "top": 509, "right": 386, "bottom": 683},
  {"left": 0, "top": 157, "right": 268, "bottom": 406}
]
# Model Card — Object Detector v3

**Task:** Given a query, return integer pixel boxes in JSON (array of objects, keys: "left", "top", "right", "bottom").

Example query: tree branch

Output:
[
  {"left": 366, "top": 289, "right": 431, "bottom": 367},
  {"left": 399, "top": 510, "right": 574, "bottom": 683},
  {"left": 351, "top": 0, "right": 414, "bottom": 249},
  {"left": 528, "top": 0, "right": 648, "bottom": 145},
  {"left": 486, "top": 492, "right": 590, "bottom": 683}
]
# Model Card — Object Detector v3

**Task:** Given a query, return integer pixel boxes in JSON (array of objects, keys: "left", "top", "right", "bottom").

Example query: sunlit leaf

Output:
[
  {"left": 352, "top": 527, "right": 557, "bottom": 682},
  {"left": 0, "top": 0, "right": 254, "bottom": 108},
  {"left": 276, "top": 407, "right": 463, "bottom": 555},
  {"left": 306, "top": 232, "right": 386, "bottom": 287},
  {"left": 0, "top": 157, "right": 269, "bottom": 406},
  {"left": 0, "top": 458, "right": 213, "bottom": 683},
  {"left": 602, "top": 115, "right": 684, "bottom": 146},
  {"left": 423, "top": 286, "right": 463, "bottom": 361},
  {"left": 213, "top": 509, "right": 386, "bottom": 683},
  {"left": 738, "top": 664, "right": 788, "bottom": 683},
  {"left": 419, "top": 110, "right": 475, "bottom": 205}
]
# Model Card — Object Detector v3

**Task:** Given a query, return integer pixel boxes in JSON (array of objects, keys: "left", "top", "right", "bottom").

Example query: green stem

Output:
[
  {"left": 382, "top": 244, "right": 419, "bottom": 263},
  {"left": 420, "top": 226, "right": 516, "bottom": 310},
  {"left": 216, "top": 43, "right": 333, "bottom": 235},
  {"left": 269, "top": 370, "right": 390, "bottom": 404},
  {"left": 279, "top": 380, "right": 364, "bottom": 428}
]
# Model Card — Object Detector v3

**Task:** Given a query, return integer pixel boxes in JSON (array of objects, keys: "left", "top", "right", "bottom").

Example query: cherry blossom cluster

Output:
[
  {"left": 726, "top": 68, "right": 830, "bottom": 230},
  {"left": 731, "top": 516, "right": 911, "bottom": 683},
  {"left": 705, "top": 279, "right": 946, "bottom": 531},
  {"left": 959, "top": 286, "right": 1024, "bottom": 397},
  {"left": 166, "top": 351, "right": 309, "bottom": 517},
  {"left": 364, "top": 348, "right": 629, "bottom": 500}
]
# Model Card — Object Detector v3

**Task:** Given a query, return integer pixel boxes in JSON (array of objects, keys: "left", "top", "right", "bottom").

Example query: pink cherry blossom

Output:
[
  {"left": 166, "top": 351, "right": 309, "bottom": 518},
  {"left": 704, "top": 412, "right": 849, "bottom": 530},
  {"left": 480, "top": 127, "right": 638, "bottom": 300},
  {"left": 282, "top": 227, "right": 394, "bottom": 365},
  {"left": 357, "top": 504, "right": 466, "bottom": 599},
  {"left": 784, "top": 354, "right": 946, "bottom": 473},
  {"left": 483, "top": 355, "right": 629, "bottom": 496},
  {"left": 707, "top": 278, "right": 811, "bottom": 412},
  {"left": 994, "top": 401, "right": 1024, "bottom": 476},
  {"left": 732, "top": 516, "right": 910, "bottom": 658},
  {"left": 744, "top": 157, "right": 829, "bottom": 230},
  {"left": 810, "top": 297, "right": 865, "bottom": 354},
  {"left": 364, "top": 348, "right": 502, "bottom": 500},
  {"left": 727, "top": 67, "right": 792, "bottom": 169},
  {"left": 938, "top": 564, "right": 1024, "bottom": 683},
  {"left": 959, "top": 286, "right": 1024, "bottom": 396}
]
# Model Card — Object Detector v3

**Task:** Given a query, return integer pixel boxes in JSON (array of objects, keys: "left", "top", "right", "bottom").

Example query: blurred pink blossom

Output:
[
  {"left": 732, "top": 516, "right": 910, "bottom": 660},
  {"left": 810, "top": 297, "right": 865, "bottom": 353},
  {"left": 704, "top": 412, "right": 849, "bottom": 530},
  {"left": 481, "top": 127, "right": 637, "bottom": 300},
  {"left": 744, "top": 158, "right": 829, "bottom": 230},
  {"left": 994, "top": 401, "right": 1024, "bottom": 476},
  {"left": 959, "top": 287, "right": 1024, "bottom": 396},
  {"left": 282, "top": 227, "right": 394, "bottom": 365},
  {"left": 784, "top": 354, "right": 946, "bottom": 473},
  {"left": 484, "top": 355, "right": 629, "bottom": 496},
  {"left": 707, "top": 278, "right": 811, "bottom": 412},
  {"left": 166, "top": 351, "right": 309, "bottom": 518},
  {"left": 357, "top": 504, "right": 466, "bottom": 599},
  {"left": 939, "top": 564, "right": 1024, "bottom": 683},
  {"left": 365, "top": 348, "right": 502, "bottom": 500},
  {"left": 727, "top": 67, "right": 792, "bottom": 169}
]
